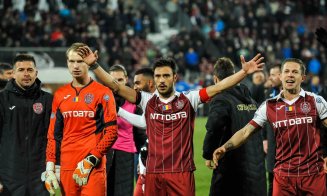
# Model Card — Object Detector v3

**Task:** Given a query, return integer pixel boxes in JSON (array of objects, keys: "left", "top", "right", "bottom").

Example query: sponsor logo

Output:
[
  {"left": 300, "top": 102, "right": 311, "bottom": 114},
  {"left": 150, "top": 111, "right": 187, "bottom": 121},
  {"left": 84, "top": 93, "right": 94, "bottom": 104},
  {"left": 237, "top": 104, "right": 257, "bottom": 111},
  {"left": 62, "top": 110, "right": 95, "bottom": 118},
  {"left": 9, "top": 106, "right": 16, "bottom": 110},
  {"left": 272, "top": 117, "right": 313, "bottom": 128},
  {"left": 276, "top": 105, "right": 285, "bottom": 110},
  {"left": 33, "top": 103, "right": 43, "bottom": 114}
]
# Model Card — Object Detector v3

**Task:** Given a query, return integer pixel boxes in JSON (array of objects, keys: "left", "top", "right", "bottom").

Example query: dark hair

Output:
[
  {"left": 13, "top": 54, "right": 36, "bottom": 67},
  {"left": 135, "top": 67, "right": 154, "bottom": 79},
  {"left": 213, "top": 57, "right": 235, "bottom": 80},
  {"left": 281, "top": 58, "right": 306, "bottom": 75},
  {"left": 66, "top": 42, "right": 87, "bottom": 57},
  {"left": 0, "top": 62, "right": 13, "bottom": 74},
  {"left": 152, "top": 57, "right": 178, "bottom": 74},
  {"left": 108, "top": 64, "right": 127, "bottom": 76},
  {"left": 270, "top": 64, "right": 281, "bottom": 72}
]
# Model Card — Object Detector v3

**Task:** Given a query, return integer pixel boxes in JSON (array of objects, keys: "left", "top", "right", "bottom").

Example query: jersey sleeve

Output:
[
  {"left": 90, "top": 89, "right": 118, "bottom": 159},
  {"left": 118, "top": 107, "right": 146, "bottom": 129},
  {"left": 183, "top": 89, "right": 205, "bottom": 112},
  {"left": 313, "top": 94, "right": 327, "bottom": 120},
  {"left": 46, "top": 92, "right": 64, "bottom": 164},
  {"left": 250, "top": 101, "right": 268, "bottom": 128},
  {"left": 137, "top": 91, "right": 153, "bottom": 112}
]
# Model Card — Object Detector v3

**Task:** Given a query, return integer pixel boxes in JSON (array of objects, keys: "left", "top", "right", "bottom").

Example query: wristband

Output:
[{"left": 89, "top": 62, "right": 100, "bottom": 70}]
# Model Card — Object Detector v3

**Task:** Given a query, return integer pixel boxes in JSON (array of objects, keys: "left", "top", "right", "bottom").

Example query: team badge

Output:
[
  {"left": 103, "top": 94, "right": 110, "bottom": 102},
  {"left": 175, "top": 100, "right": 185, "bottom": 109},
  {"left": 316, "top": 97, "right": 322, "bottom": 103},
  {"left": 300, "top": 102, "right": 311, "bottom": 114},
  {"left": 84, "top": 93, "right": 94, "bottom": 104},
  {"left": 33, "top": 103, "right": 43, "bottom": 114}
]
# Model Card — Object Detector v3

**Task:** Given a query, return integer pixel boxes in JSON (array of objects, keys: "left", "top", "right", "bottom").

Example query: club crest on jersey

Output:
[
  {"left": 84, "top": 93, "right": 94, "bottom": 104},
  {"left": 103, "top": 94, "right": 110, "bottom": 102},
  {"left": 300, "top": 102, "right": 311, "bottom": 114},
  {"left": 33, "top": 103, "right": 43, "bottom": 114},
  {"left": 175, "top": 100, "right": 184, "bottom": 109}
]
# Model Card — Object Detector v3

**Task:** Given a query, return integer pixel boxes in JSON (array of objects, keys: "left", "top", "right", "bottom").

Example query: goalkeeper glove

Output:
[
  {"left": 41, "top": 162, "right": 60, "bottom": 195},
  {"left": 72, "top": 154, "right": 100, "bottom": 186}
]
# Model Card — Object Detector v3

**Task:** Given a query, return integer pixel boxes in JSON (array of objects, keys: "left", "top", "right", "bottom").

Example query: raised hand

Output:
[
  {"left": 76, "top": 46, "right": 98, "bottom": 66},
  {"left": 212, "top": 146, "right": 226, "bottom": 167},
  {"left": 315, "top": 27, "right": 327, "bottom": 48},
  {"left": 241, "top": 53, "right": 265, "bottom": 74}
]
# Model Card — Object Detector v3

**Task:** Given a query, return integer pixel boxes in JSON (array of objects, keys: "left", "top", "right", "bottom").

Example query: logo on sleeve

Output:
[
  {"left": 103, "top": 94, "right": 110, "bottom": 102},
  {"left": 33, "top": 103, "right": 43, "bottom": 114},
  {"left": 316, "top": 97, "right": 322, "bottom": 103},
  {"left": 84, "top": 93, "right": 94, "bottom": 104}
]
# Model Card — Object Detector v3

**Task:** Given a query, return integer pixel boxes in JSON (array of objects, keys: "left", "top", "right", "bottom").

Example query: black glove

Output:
[
  {"left": 315, "top": 27, "right": 327, "bottom": 48},
  {"left": 114, "top": 95, "right": 125, "bottom": 112},
  {"left": 140, "top": 139, "right": 148, "bottom": 166}
]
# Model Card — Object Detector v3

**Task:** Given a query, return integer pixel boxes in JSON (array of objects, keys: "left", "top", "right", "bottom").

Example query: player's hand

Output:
[
  {"left": 241, "top": 53, "right": 264, "bottom": 74},
  {"left": 213, "top": 146, "right": 226, "bottom": 167},
  {"left": 73, "top": 154, "right": 100, "bottom": 186},
  {"left": 315, "top": 27, "right": 327, "bottom": 48},
  {"left": 41, "top": 162, "right": 60, "bottom": 195},
  {"left": 263, "top": 140, "right": 268, "bottom": 154},
  {"left": 76, "top": 46, "right": 98, "bottom": 66},
  {"left": 323, "top": 157, "right": 327, "bottom": 173},
  {"left": 205, "top": 160, "right": 215, "bottom": 170}
]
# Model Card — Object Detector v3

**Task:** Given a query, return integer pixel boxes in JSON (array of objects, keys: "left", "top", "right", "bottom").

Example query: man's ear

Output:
[{"left": 302, "top": 74, "right": 306, "bottom": 82}]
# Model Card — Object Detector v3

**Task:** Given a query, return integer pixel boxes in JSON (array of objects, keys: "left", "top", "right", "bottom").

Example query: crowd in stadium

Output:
[{"left": 1, "top": 0, "right": 327, "bottom": 196}]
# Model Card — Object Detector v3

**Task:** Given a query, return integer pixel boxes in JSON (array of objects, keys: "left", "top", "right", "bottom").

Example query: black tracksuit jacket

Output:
[
  {"left": 203, "top": 84, "right": 266, "bottom": 196},
  {"left": 0, "top": 79, "right": 53, "bottom": 196}
]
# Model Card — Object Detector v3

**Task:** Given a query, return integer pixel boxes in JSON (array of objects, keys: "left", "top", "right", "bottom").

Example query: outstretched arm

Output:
[
  {"left": 206, "top": 54, "right": 264, "bottom": 97},
  {"left": 212, "top": 123, "right": 260, "bottom": 167},
  {"left": 77, "top": 46, "right": 137, "bottom": 103}
]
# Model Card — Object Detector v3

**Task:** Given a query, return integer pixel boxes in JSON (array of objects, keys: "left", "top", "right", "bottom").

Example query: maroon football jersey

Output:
[
  {"left": 251, "top": 89, "right": 327, "bottom": 177},
  {"left": 138, "top": 90, "right": 208, "bottom": 173}
]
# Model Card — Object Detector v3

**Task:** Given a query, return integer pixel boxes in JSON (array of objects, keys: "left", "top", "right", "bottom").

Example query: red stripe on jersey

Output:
[
  {"left": 249, "top": 120, "right": 261, "bottom": 128},
  {"left": 199, "top": 88, "right": 210, "bottom": 103}
]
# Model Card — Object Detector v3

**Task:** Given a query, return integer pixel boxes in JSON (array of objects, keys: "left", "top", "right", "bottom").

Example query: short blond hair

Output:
[{"left": 66, "top": 42, "right": 87, "bottom": 58}]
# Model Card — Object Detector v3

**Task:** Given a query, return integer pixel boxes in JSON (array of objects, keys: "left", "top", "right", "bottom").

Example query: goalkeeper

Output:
[{"left": 44, "top": 43, "right": 118, "bottom": 195}]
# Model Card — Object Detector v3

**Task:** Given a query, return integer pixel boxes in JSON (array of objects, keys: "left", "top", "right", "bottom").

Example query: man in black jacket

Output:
[
  {"left": 202, "top": 57, "right": 266, "bottom": 196},
  {"left": 0, "top": 54, "right": 53, "bottom": 196}
]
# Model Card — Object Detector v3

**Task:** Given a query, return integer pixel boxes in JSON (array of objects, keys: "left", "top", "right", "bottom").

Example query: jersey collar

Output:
[{"left": 276, "top": 88, "right": 305, "bottom": 101}]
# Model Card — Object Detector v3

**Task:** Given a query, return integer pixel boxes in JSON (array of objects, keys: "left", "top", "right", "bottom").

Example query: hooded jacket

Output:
[
  {"left": 0, "top": 78, "right": 53, "bottom": 190},
  {"left": 203, "top": 84, "right": 266, "bottom": 196}
]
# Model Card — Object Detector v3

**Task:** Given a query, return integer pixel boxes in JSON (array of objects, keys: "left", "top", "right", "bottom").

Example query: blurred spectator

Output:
[
  {"left": 250, "top": 70, "right": 266, "bottom": 104},
  {"left": 0, "top": 62, "right": 13, "bottom": 90}
]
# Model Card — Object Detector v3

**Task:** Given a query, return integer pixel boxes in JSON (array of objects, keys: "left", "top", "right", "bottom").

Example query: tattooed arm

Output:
[{"left": 212, "top": 123, "right": 260, "bottom": 167}]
